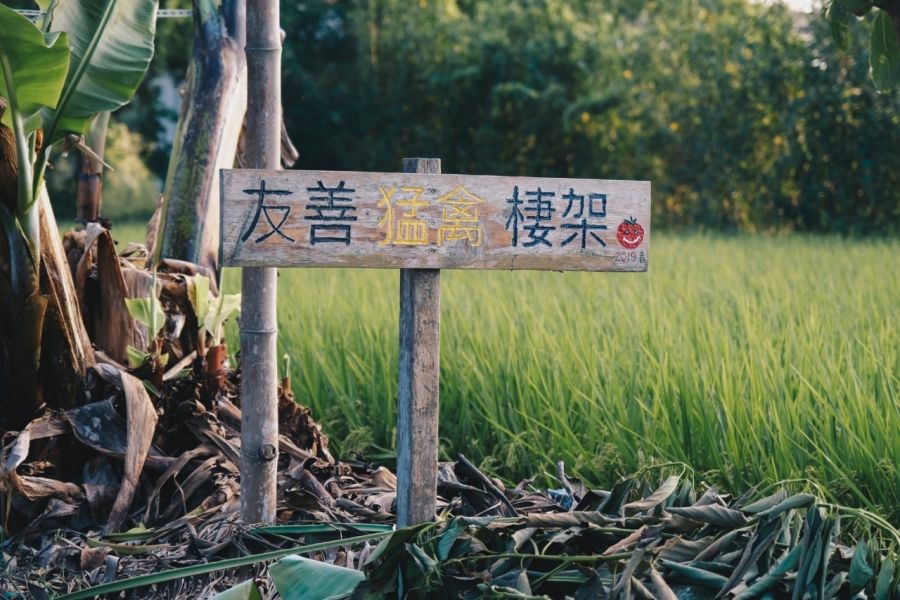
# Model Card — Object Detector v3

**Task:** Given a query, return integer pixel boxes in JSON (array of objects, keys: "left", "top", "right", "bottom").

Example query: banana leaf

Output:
[
  {"left": 0, "top": 6, "right": 68, "bottom": 132},
  {"left": 270, "top": 555, "right": 365, "bottom": 600},
  {"left": 210, "top": 579, "right": 262, "bottom": 600},
  {"left": 43, "top": 0, "right": 158, "bottom": 142}
]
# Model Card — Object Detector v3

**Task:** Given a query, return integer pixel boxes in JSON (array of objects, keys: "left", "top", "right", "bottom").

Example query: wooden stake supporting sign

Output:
[
  {"left": 222, "top": 162, "right": 651, "bottom": 525},
  {"left": 396, "top": 158, "right": 441, "bottom": 527}
]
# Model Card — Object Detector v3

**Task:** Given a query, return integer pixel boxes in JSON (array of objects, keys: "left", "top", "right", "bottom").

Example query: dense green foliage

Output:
[
  {"left": 224, "top": 234, "right": 899, "bottom": 520},
  {"left": 281, "top": 0, "right": 900, "bottom": 234},
  {"left": 22, "top": 0, "right": 900, "bottom": 231}
]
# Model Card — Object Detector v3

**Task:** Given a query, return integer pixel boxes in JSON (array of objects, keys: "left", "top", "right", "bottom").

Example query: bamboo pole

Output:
[{"left": 239, "top": 0, "right": 280, "bottom": 523}]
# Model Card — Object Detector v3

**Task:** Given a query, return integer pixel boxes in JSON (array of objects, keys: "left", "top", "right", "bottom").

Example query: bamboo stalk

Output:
[{"left": 239, "top": 0, "right": 280, "bottom": 524}]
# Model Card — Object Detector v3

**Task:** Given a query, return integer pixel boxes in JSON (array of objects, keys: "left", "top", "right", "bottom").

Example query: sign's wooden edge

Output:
[
  {"left": 220, "top": 168, "right": 652, "bottom": 189},
  {"left": 219, "top": 169, "right": 651, "bottom": 272}
]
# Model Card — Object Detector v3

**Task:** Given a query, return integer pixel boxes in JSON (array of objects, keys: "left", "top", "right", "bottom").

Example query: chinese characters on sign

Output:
[
  {"left": 224, "top": 170, "right": 650, "bottom": 271},
  {"left": 240, "top": 180, "right": 294, "bottom": 243},
  {"left": 560, "top": 189, "right": 607, "bottom": 249},
  {"left": 241, "top": 180, "right": 632, "bottom": 252},
  {"left": 378, "top": 186, "right": 430, "bottom": 246},
  {"left": 305, "top": 180, "right": 357, "bottom": 245},
  {"left": 437, "top": 186, "right": 485, "bottom": 246}
]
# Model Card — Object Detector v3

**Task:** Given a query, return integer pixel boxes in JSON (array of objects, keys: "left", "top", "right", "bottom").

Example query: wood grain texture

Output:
[
  {"left": 221, "top": 169, "right": 651, "bottom": 272},
  {"left": 396, "top": 158, "right": 441, "bottom": 527}
]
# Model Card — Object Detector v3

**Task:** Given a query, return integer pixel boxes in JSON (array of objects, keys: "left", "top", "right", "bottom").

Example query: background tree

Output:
[
  {"left": 276, "top": 0, "right": 899, "bottom": 234},
  {"left": 35, "top": 0, "right": 898, "bottom": 236}
]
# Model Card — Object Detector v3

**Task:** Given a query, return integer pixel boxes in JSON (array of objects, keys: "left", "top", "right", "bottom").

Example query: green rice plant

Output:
[{"left": 214, "top": 234, "right": 898, "bottom": 520}]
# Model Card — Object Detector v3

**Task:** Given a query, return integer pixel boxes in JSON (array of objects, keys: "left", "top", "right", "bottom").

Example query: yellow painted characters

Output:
[{"left": 378, "top": 185, "right": 486, "bottom": 247}]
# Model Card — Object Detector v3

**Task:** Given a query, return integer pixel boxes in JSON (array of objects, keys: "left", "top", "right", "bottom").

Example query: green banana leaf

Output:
[
  {"left": 43, "top": 0, "right": 158, "bottom": 141},
  {"left": 0, "top": 5, "right": 69, "bottom": 132},
  {"left": 210, "top": 579, "right": 262, "bottom": 600},
  {"left": 270, "top": 556, "right": 366, "bottom": 600},
  {"left": 125, "top": 295, "right": 165, "bottom": 338}
]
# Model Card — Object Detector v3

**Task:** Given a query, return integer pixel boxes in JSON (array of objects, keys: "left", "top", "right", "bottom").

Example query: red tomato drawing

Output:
[{"left": 616, "top": 218, "right": 644, "bottom": 249}]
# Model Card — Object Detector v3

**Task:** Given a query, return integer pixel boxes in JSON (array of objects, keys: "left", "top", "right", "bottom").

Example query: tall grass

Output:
[{"left": 209, "top": 234, "right": 899, "bottom": 518}]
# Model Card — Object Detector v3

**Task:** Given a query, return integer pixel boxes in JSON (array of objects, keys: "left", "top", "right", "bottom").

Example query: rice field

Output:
[{"left": 109, "top": 224, "right": 900, "bottom": 518}]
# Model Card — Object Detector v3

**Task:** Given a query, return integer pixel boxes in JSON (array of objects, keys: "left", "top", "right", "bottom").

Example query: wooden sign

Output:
[{"left": 220, "top": 169, "right": 651, "bottom": 271}]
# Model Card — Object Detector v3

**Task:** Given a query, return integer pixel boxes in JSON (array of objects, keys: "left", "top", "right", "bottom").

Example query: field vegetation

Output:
[
  {"left": 107, "top": 222, "right": 899, "bottom": 519},
  {"left": 160, "top": 230, "right": 894, "bottom": 520}
]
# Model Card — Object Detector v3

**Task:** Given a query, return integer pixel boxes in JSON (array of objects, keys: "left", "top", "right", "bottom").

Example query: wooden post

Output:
[
  {"left": 239, "top": 0, "right": 280, "bottom": 523},
  {"left": 396, "top": 157, "right": 441, "bottom": 527}
]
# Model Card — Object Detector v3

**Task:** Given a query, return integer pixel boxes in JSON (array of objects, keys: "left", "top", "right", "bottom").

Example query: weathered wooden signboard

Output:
[
  {"left": 220, "top": 169, "right": 651, "bottom": 270},
  {"left": 223, "top": 161, "right": 650, "bottom": 528}
]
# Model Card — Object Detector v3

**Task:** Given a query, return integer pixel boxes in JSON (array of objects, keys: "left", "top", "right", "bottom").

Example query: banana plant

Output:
[
  {"left": 0, "top": 0, "right": 157, "bottom": 421},
  {"left": 0, "top": 6, "right": 68, "bottom": 304}
]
